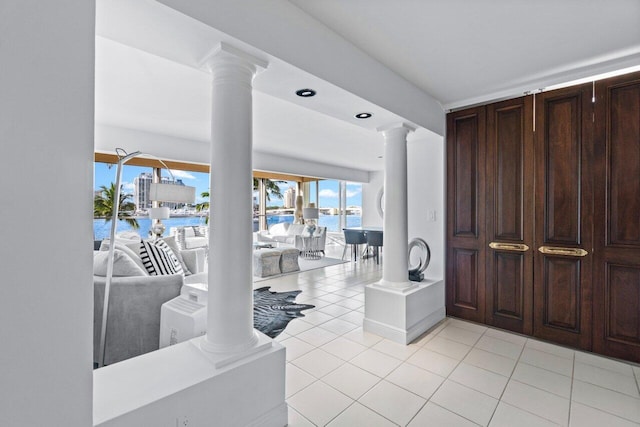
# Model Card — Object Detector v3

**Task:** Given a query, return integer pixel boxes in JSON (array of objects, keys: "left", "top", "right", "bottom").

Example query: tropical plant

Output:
[
  {"left": 94, "top": 182, "right": 139, "bottom": 229},
  {"left": 253, "top": 178, "right": 285, "bottom": 202},
  {"left": 195, "top": 191, "right": 210, "bottom": 224}
]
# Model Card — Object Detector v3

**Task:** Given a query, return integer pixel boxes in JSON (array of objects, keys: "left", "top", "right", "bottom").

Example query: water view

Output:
[{"left": 93, "top": 214, "right": 361, "bottom": 240}]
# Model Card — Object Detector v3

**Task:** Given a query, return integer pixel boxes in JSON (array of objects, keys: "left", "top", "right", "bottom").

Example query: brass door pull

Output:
[
  {"left": 489, "top": 242, "right": 529, "bottom": 252},
  {"left": 538, "top": 246, "right": 588, "bottom": 257}
]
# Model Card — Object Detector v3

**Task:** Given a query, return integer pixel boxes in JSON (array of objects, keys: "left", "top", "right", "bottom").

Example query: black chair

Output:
[
  {"left": 365, "top": 231, "right": 384, "bottom": 264},
  {"left": 342, "top": 229, "right": 366, "bottom": 261}
]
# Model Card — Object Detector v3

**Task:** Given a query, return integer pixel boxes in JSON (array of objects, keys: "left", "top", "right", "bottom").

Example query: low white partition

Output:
[
  {"left": 363, "top": 279, "right": 445, "bottom": 344},
  {"left": 94, "top": 332, "right": 286, "bottom": 427}
]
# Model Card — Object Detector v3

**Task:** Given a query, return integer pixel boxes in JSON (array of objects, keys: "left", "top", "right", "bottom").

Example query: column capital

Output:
[
  {"left": 377, "top": 122, "right": 416, "bottom": 138},
  {"left": 200, "top": 42, "right": 269, "bottom": 75}
]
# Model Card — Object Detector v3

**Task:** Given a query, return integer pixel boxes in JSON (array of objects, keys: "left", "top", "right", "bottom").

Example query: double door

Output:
[{"left": 446, "top": 85, "right": 596, "bottom": 352}]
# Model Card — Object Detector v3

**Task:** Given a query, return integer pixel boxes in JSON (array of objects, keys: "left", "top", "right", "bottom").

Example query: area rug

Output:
[
  {"left": 254, "top": 256, "right": 347, "bottom": 282},
  {"left": 253, "top": 287, "right": 315, "bottom": 338}
]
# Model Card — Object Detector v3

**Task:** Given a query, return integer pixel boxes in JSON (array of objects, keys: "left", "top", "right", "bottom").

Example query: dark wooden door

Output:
[
  {"left": 593, "top": 72, "right": 640, "bottom": 363},
  {"left": 446, "top": 106, "right": 486, "bottom": 323},
  {"left": 533, "top": 84, "right": 594, "bottom": 350},
  {"left": 485, "top": 97, "right": 534, "bottom": 335}
]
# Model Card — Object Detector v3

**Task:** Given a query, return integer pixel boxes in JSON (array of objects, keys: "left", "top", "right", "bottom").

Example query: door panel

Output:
[
  {"left": 534, "top": 84, "right": 593, "bottom": 350},
  {"left": 593, "top": 72, "right": 640, "bottom": 362},
  {"left": 485, "top": 97, "right": 534, "bottom": 334},
  {"left": 446, "top": 107, "right": 486, "bottom": 323}
]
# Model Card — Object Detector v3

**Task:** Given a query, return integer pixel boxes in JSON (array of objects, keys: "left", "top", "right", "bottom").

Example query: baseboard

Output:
[{"left": 246, "top": 402, "right": 288, "bottom": 427}]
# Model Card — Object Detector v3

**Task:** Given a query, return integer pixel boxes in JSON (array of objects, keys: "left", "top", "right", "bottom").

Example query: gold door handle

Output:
[
  {"left": 489, "top": 242, "right": 529, "bottom": 252},
  {"left": 538, "top": 246, "right": 588, "bottom": 257}
]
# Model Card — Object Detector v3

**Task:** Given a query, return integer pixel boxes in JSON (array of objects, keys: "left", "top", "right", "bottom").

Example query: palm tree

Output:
[
  {"left": 94, "top": 183, "right": 139, "bottom": 229},
  {"left": 253, "top": 178, "right": 285, "bottom": 202},
  {"left": 195, "top": 191, "right": 210, "bottom": 224}
]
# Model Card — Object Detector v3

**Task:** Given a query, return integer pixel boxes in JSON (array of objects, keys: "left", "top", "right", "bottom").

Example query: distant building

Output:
[
  {"left": 133, "top": 172, "right": 187, "bottom": 211},
  {"left": 283, "top": 186, "right": 296, "bottom": 209}
]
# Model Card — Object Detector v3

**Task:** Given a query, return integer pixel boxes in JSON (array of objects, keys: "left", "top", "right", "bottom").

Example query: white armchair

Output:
[{"left": 294, "top": 226, "right": 327, "bottom": 255}]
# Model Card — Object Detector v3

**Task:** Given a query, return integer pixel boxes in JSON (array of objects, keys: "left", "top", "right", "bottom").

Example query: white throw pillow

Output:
[
  {"left": 287, "top": 224, "right": 305, "bottom": 236},
  {"left": 93, "top": 250, "right": 147, "bottom": 277},
  {"left": 269, "top": 222, "right": 289, "bottom": 236},
  {"left": 99, "top": 240, "right": 147, "bottom": 273}
]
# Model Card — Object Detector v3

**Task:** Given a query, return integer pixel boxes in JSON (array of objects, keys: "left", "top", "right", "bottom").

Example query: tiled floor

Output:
[{"left": 255, "top": 254, "right": 640, "bottom": 426}]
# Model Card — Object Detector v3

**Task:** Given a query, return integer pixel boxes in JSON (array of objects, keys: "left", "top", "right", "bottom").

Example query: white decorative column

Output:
[
  {"left": 364, "top": 122, "right": 445, "bottom": 344},
  {"left": 380, "top": 123, "right": 415, "bottom": 289},
  {"left": 201, "top": 43, "right": 272, "bottom": 359}
]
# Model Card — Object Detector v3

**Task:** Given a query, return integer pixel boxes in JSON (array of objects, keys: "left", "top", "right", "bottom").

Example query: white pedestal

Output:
[{"left": 363, "top": 279, "right": 445, "bottom": 344}]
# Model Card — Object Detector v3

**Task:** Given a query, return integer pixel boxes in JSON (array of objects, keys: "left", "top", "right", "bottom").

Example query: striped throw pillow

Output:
[{"left": 140, "top": 239, "right": 184, "bottom": 276}]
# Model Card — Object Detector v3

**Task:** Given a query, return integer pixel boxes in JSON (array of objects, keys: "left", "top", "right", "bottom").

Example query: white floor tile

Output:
[
  {"left": 490, "top": 402, "right": 560, "bottom": 427},
  {"left": 569, "top": 402, "right": 640, "bottom": 427},
  {"left": 447, "top": 317, "right": 489, "bottom": 334},
  {"left": 463, "top": 348, "right": 516, "bottom": 377},
  {"left": 318, "top": 293, "right": 347, "bottom": 303},
  {"left": 326, "top": 402, "right": 397, "bottom": 427},
  {"left": 519, "top": 347, "right": 574, "bottom": 377},
  {"left": 574, "top": 361, "right": 640, "bottom": 398},
  {"left": 319, "top": 318, "right": 360, "bottom": 336},
  {"left": 431, "top": 380, "right": 499, "bottom": 426},
  {"left": 333, "top": 298, "right": 364, "bottom": 310},
  {"left": 484, "top": 328, "right": 528, "bottom": 346},
  {"left": 438, "top": 325, "right": 483, "bottom": 346},
  {"left": 350, "top": 348, "right": 404, "bottom": 378},
  {"left": 501, "top": 380, "right": 570, "bottom": 425},
  {"left": 407, "top": 348, "right": 460, "bottom": 377},
  {"left": 511, "top": 362, "right": 572, "bottom": 398},
  {"left": 287, "top": 381, "right": 354, "bottom": 426},
  {"left": 408, "top": 402, "right": 479, "bottom": 427},
  {"left": 449, "top": 362, "right": 509, "bottom": 399},
  {"left": 338, "top": 310, "right": 364, "bottom": 326},
  {"left": 292, "top": 348, "right": 344, "bottom": 378},
  {"left": 296, "top": 326, "right": 340, "bottom": 347},
  {"left": 574, "top": 351, "right": 635, "bottom": 376},
  {"left": 321, "top": 336, "right": 368, "bottom": 361},
  {"left": 300, "top": 309, "right": 334, "bottom": 326},
  {"left": 386, "top": 363, "right": 445, "bottom": 400},
  {"left": 283, "top": 319, "right": 315, "bottom": 335},
  {"left": 286, "top": 364, "right": 316, "bottom": 398},
  {"left": 318, "top": 303, "right": 353, "bottom": 317},
  {"left": 475, "top": 335, "right": 524, "bottom": 360},
  {"left": 359, "top": 380, "right": 427, "bottom": 426},
  {"left": 423, "top": 336, "right": 473, "bottom": 360},
  {"left": 287, "top": 407, "right": 315, "bottom": 427},
  {"left": 343, "top": 326, "right": 384, "bottom": 347},
  {"left": 372, "top": 339, "right": 421, "bottom": 360},
  {"left": 525, "top": 339, "right": 575, "bottom": 360},
  {"left": 572, "top": 380, "right": 640, "bottom": 423},
  {"left": 322, "top": 363, "right": 381, "bottom": 400},
  {"left": 280, "top": 336, "right": 315, "bottom": 361}
]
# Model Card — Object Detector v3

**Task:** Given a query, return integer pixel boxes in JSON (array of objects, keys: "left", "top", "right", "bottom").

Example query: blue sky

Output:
[{"left": 94, "top": 163, "right": 362, "bottom": 208}]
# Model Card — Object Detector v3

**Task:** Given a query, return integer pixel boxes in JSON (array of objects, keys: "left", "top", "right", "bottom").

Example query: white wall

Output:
[
  {"left": 0, "top": 1, "right": 95, "bottom": 426},
  {"left": 407, "top": 134, "right": 445, "bottom": 281},
  {"left": 361, "top": 132, "right": 445, "bottom": 281}
]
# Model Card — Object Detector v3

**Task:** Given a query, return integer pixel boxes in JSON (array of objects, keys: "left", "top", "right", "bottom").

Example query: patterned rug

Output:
[{"left": 253, "top": 287, "right": 315, "bottom": 338}]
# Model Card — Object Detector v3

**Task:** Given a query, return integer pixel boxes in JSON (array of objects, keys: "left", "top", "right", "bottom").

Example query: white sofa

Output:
[
  {"left": 93, "top": 234, "right": 206, "bottom": 365},
  {"left": 256, "top": 222, "right": 327, "bottom": 255}
]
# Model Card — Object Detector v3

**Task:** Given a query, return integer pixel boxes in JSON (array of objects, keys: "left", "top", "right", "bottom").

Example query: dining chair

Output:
[
  {"left": 365, "top": 230, "right": 384, "bottom": 264},
  {"left": 342, "top": 229, "right": 367, "bottom": 261}
]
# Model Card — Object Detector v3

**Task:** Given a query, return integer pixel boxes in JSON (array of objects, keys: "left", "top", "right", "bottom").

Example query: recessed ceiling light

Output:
[
  {"left": 377, "top": 156, "right": 383, "bottom": 159},
  {"left": 296, "top": 88, "right": 316, "bottom": 97},
  {"left": 355, "top": 112, "right": 373, "bottom": 119}
]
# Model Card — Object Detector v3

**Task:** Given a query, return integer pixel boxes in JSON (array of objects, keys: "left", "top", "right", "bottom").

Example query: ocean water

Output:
[{"left": 93, "top": 214, "right": 361, "bottom": 240}]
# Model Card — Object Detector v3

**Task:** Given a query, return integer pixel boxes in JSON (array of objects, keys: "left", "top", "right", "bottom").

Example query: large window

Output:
[{"left": 93, "top": 162, "right": 209, "bottom": 240}]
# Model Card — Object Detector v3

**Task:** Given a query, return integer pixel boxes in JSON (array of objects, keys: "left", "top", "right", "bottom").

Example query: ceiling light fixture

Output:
[
  {"left": 296, "top": 88, "right": 316, "bottom": 97},
  {"left": 355, "top": 112, "right": 373, "bottom": 119}
]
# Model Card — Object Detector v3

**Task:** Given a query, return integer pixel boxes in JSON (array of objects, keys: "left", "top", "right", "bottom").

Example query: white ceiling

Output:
[{"left": 95, "top": 0, "right": 640, "bottom": 176}]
